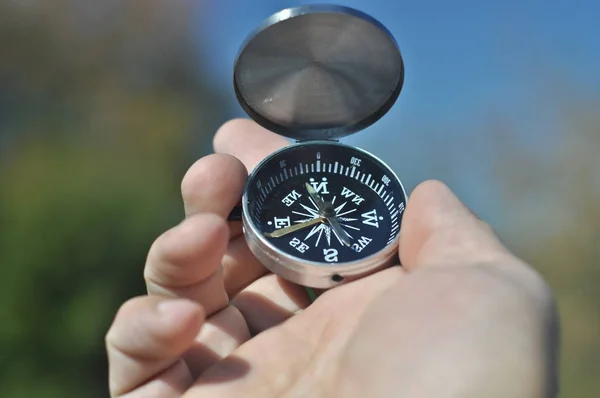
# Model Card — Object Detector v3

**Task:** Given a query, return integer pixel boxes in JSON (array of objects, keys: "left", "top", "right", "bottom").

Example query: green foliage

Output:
[
  {"left": 0, "top": 132, "right": 182, "bottom": 397},
  {"left": 0, "top": 1, "right": 227, "bottom": 396}
]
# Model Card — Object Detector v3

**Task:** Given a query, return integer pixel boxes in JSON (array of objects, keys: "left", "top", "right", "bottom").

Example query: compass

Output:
[{"left": 229, "top": 5, "right": 407, "bottom": 288}]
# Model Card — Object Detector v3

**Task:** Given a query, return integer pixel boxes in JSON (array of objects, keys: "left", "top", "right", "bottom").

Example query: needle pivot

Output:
[{"left": 305, "top": 183, "right": 352, "bottom": 247}]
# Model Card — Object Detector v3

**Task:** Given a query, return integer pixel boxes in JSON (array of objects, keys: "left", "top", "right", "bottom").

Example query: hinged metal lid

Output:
[{"left": 233, "top": 5, "right": 404, "bottom": 141}]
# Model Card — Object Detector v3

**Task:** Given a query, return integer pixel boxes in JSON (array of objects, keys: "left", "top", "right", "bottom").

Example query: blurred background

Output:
[{"left": 0, "top": 0, "right": 597, "bottom": 396}]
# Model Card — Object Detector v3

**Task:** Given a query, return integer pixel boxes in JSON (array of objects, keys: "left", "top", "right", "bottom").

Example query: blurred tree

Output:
[{"left": 0, "top": 1, "right": 228, "bottom": 397}]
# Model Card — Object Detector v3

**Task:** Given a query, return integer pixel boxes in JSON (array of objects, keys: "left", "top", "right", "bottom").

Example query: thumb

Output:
[
  {"left": 106, "top": 296, "right": 204, "bottom": 397},
  {"left": 399, "top": 180, "right": 510, "bottom": 270}
]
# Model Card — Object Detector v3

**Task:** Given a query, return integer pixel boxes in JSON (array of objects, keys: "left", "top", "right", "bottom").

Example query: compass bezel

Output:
[{"left": 241, "top": 140, "right": 406, "bottom": 288}]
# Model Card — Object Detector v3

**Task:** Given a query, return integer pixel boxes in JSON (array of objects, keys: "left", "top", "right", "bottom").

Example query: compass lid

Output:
[{"left": 233, "top": 5, "right": 404, "bottom": 141}]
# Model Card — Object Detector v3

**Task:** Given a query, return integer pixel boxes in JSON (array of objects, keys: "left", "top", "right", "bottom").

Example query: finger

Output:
[
  {"left": 213, "top": 118, "right": 289, "bottom": 171},
  {"left": 183, "top": 305, "right": 251, "bottom": 380},
  {"left": 221, "top": 236, "right": 269, "bottom": 297},
  {"left": 214, "top": 119, "right": 310, "bottom": 333},
  {"left": 399, "top": 180, "right": 510, "bottom": 270},
  {"left": 211, "top": 119, "right": 289, "bottom": 293},
  {"left": 231, "top": 274, "right": 311, "bottom": 336},
  {"left": 180, "top": 150, "right": 265, "bottom": 296},
  {"left": 106, "top": 296, "right": 203, "bottom": 397},
  {"left": 144, "top": 213, "right": 229, "bottom": 316},
  {"left": 181, "top": 153, "right": 247, "bottom": 221}
]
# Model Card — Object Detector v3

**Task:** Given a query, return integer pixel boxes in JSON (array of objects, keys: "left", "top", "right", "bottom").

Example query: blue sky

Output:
[{"left": 193, "top": 0, "right": 600, "bottom": 228}]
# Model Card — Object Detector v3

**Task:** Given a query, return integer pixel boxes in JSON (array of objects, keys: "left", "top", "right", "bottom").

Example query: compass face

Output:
[{"left": 245, "top": 142, "right": 406, "bottom": 265}]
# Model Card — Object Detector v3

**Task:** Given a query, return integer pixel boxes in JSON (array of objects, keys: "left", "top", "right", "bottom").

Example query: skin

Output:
[{"left": 105, "top": 119, "right": 559, "bottom": 398}]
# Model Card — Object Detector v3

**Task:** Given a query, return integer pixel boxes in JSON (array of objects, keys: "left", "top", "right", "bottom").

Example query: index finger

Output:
[{"left": 213, "top": 118, "right": 289, "bottom": 171}]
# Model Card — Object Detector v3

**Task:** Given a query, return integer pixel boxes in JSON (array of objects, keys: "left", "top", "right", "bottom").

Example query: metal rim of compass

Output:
[
  {"left": 233, "top": 4, "right": 405, "bottom": 141},
  {"left": 241, "top": 140, "right": 407, "bottom": 288}
]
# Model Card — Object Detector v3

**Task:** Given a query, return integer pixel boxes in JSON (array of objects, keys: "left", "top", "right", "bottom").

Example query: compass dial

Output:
[{"left": 244, "top": 142, "right": 406, "bottom": 267}]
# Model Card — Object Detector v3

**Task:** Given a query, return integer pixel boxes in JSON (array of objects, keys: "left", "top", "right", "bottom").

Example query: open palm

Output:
[{"left": 106, "top": 120, "right": 558, "bottom": 398}]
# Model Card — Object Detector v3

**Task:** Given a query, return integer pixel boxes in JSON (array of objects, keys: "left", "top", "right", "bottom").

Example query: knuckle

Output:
[
  {"left": 143, "top": 232, "right": 169, "bottom": 282},
  {"left": 105, "top": 296, "right": 147, "bottom": 346},
  {"left": 143, "top": 214, "right": 228, "bottom": 288}
]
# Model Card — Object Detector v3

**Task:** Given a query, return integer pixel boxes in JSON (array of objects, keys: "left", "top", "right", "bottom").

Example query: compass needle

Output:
[
  {"left": 264, "top": 217, "right": 324, "bottom": 238},
  {"left": 328, "top": 217, "right": 352, "bottom": 247},
  {"left": 233, "top": 5, "right": 407, "bottom": 288},
  {"left": 305, "top": 182, "right": 328, "bottom": 212}
]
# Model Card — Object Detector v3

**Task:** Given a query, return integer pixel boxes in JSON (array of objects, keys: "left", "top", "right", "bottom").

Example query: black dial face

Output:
[{"left": 245, "top": 142, "right": 406, "bottom": 265}]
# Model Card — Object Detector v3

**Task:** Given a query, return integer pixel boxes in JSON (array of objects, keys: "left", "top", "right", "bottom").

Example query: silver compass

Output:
[{"left": 227, "top": 5, "right": 407, "bottom": 289}]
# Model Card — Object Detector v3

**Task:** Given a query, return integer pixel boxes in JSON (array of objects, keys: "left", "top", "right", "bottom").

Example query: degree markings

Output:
[
  {"left": 261, "top": 158, "right": 400, "bottom": 216},
  {"left": 255, "top": 156, "right": 405, "bottom": 247}
]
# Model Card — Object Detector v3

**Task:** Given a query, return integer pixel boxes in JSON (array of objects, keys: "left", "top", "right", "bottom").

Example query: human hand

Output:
[{"left": 105, "top": 119, "right": 558, "bottom": 398}]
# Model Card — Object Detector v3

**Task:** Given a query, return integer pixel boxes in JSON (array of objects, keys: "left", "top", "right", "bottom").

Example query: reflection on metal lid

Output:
[{"left": 234, "top": 5, "right": 404, "bottom": 141}]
